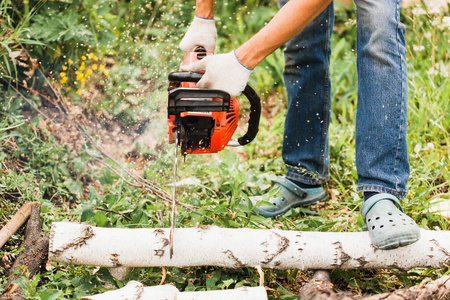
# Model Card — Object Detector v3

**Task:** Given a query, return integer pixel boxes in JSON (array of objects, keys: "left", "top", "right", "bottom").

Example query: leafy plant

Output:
[
  {"left": 0, "top": 0, "right": 44, "bottom": 80},
  {"left": 0, "top": 0, "right": 448, "bottom": 299}
]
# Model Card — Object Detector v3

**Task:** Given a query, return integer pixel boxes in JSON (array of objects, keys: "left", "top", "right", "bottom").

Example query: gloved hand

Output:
[
  {"left": 180, "top": 50, "right": 253, "bottom": 99},
  {"left": 179, "top": 16, "right": 217, "bottom": 54}
]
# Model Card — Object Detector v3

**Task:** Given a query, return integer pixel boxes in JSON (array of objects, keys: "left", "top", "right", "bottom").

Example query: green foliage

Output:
[
  {"left": 0, "top": 0, "right": 44, "bottom": 80},
  {"left": 30, "top": 9, "right": 94, "bottom": 43},
  {"left": 0, "top": 0, "right": 449, "bottom": 299}
]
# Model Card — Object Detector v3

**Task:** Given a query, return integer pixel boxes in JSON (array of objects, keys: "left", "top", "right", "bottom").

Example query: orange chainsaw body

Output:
[{"left": 167, "top": 50, "right": 239, "bottom": 154}]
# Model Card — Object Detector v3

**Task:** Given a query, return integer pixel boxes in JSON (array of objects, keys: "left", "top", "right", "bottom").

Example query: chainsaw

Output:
[{"left": 167, "top": 47, "right": 261, "bottom": 257}]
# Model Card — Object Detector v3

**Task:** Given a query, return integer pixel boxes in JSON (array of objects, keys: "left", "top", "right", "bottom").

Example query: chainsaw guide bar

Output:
[{"left": 167, "top": 47, "right": 261, "bottom": 258}]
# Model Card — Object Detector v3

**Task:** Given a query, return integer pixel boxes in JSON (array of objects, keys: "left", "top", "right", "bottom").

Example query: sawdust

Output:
[{"left": 21, "top": 103, "right": 162, "bottom": 169}]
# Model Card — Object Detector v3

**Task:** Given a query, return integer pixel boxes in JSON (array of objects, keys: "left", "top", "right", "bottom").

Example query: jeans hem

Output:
[
  {"left": 286, "top": 165, "right": 328, "bottom": 186},
  {"left": 358, "top": 184, "right": 407, "bottom": 199}
]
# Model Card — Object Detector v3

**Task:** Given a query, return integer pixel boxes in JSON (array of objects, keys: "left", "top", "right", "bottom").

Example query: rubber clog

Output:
[
  {"left": 361, "top": 193, "right": 421, "bottom": 250},
  {"left": 249, "top": 177, "right": 326, "bottom": 218}
]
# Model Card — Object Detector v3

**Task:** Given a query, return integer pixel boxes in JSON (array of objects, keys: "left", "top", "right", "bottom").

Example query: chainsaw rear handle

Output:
[
  {"left": 169, "top": 72, "right": 261, "bottom": 146},
  {"left": 239, "top": 84, "right": 261, "bottom": 146}
]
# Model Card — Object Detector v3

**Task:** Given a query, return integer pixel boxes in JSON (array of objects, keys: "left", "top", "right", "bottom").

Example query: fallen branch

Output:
[
  {"left": 49, "top": 222, "right": 450, "bottom": 270},
  {"left": 364, "top": 275, "right": 450, "bottom": 299},
  {"left": 80, "top": 281, "right": 267, "bottom": 300},
  {"left": 1, "top": 203, "right": 49, "bottom": 300},
  {"left": 0, "top": 202, "right": 35, "bottom": 249},
  {"left": 297, "top": 271, "right": 450, "bottom": 300}
]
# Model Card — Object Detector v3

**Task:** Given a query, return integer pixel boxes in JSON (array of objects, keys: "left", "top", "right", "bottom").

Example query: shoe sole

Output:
[
  {"left": 373, "top": 232, "right": 421, "bottom": 250},
  {"left": 256, "top": 193, "right": 326, "bottom": 218}
]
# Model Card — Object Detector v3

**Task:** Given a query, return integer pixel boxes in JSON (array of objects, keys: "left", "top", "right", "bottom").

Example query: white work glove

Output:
[
  {"left": 180, "top": 50, "right": 253, "bottom": 99},
  {"left": 179, "top": 16, "right": 217, "bottom": 54}
]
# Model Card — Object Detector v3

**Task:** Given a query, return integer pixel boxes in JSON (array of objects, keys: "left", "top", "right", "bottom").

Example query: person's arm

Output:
[
  {"left": 179, "top": 0, "right": 217, "bottom": 54},
  {"left": 236, "top": 0, "right": 333, "bottom": 69},
  {"left": 181, "top": 0, "right": 333, "bottom": 98},
  {"left": 195, "top": 0, "right": 215, "bottom": 19}
]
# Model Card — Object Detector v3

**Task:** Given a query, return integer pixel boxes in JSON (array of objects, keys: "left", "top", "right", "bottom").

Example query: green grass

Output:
[{"left": 0, "top": 1, "right": 449, "bottom": 299}]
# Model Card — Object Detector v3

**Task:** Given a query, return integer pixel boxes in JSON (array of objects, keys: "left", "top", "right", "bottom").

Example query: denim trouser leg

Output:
[
  {"left": 355, "top": 0, "right": 409, "bottom": 198},
  {"left": 279, "top": 0, "right": 334, "bottom": 186},
  {"left": 279, "top": 0, "right": 409, "bottom": 197}
]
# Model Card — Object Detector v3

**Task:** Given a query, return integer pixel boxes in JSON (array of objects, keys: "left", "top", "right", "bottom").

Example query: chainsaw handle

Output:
[
  {"left": 238, "top": 85, "right": 261, "bottom": 145},
  {"left": 169, "top": 72, "right": 203, "bottom": 83},
  {"left": 169, "top": 72, "right": 261, "bottom": 146}
]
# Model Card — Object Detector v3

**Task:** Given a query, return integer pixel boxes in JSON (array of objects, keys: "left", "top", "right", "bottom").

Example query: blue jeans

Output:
[{"left": 279, "top": 0, "right": 409, "bottom": 198}]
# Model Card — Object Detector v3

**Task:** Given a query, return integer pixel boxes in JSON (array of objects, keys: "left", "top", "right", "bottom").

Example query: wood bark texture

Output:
[
  {"left": 49, "top": 222, "right": 450, "bottom": 270},
  {"left": 1, "top": 203, "right": 49, "bottom": 300},
  {"left": 80, "top": 281, "right": 267, "bottom": 300},
  {"left": 298, "top": 274, "right": 450, "bottom": 300}
]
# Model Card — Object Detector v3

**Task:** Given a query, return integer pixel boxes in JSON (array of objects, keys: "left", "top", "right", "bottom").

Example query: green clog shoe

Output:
[
  {"left": 250, "top": 177, "right": 326, "bottom": 218},
  {"left": 361, "top": 193, "right": 421, "bottom": 250}
]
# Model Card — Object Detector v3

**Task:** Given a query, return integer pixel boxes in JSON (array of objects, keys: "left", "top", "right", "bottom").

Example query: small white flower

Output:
[
  {"left": 426, "top": 68, "right": 438, "bottom": 76},
  {"left": 425, "top": 142, "right": 435, "bottom": 151},
  {"left": 411, "top": 7, "right": 427, "bottom": 16},
  {"left": 442, "top": 16, "right": 450, "bottom": 30},
  {"left": 412, "top": 45, "right": 425, "bottom": 51},
  {"left": 437, "top": 61, "right": 449, "bottom": 77},
  {"left": 414, "top": 143, "right": 421, "bottom": 154},
  {"left": 431, "top": 17, "right": 440, "bottom": 26}
]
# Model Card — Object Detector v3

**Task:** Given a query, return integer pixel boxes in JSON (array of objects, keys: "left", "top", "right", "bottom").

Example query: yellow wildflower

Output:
[
  {"left": 86, "top": 69, "right": 93, "bottom": 76},
  {"left": 61, "top": 77, "right": 68, "bottom": 84},
  {"left": 68, "top": 59, "right": 73, "bottom": 64},
  {"left": 67, "top": 87, "right": 71, "bottom": 91},
  {"left": 99, "top": 64, "right": 105, "bottom": 70},
  {"left": 88, "top": 52, "right": 94, "bottom": 59},
  {"left": 80, "top": 64, "right": 86, "bottom": 71},
  {"left": 103, "top": 69, "right": 109, "bottom": 76},
  {"left": 75, "top": 70, "right": 79, "bottom": 74},
  {"left": 81, "top": 55, "right": 87, "bottom": 61},
  {"left": 93, "top": 55, "right": 99, "bottom": 61},
  {"left": 92, "top": 64, "right": 98, "bottom": 70},
  {"left": 60, "top": 72, "right": 66, "bottom": 77},
  {"left": 77, "top": 89, "right": 82, "bottom": 95},
  {"left": 76, "top": 73, "right": 84, "bottom": 81},
  {"left": 62, "top": 66, "right": 67, "bottom": 71}
]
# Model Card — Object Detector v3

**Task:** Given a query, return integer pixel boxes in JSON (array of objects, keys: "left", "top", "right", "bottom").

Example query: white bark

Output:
[
  {"left": 80, "top": 282, "right": 178, "bottom": 300},
  {"left": 49, "top": 222, "right": 450, "bottom": 270},
  {"left": 176, "top": 286, "right": 267, "bottom": 300},
  {"left": 80, "top": 282, "right": 266, "bottom": 300}
]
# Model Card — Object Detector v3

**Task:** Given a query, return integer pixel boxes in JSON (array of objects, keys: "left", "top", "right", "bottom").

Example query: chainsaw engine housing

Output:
[{"left": 167, "top": 49, "right": 239, "bottom": 155}]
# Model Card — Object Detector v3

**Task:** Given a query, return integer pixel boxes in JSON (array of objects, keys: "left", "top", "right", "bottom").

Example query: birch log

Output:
[
  {"left": 80, "top": 282, "right": 267, "bottom": 300},
  {"left": 49, "top": 222, "right": 450, "bottom": 270},
  {"left": 80, "top": 282, "right": 178, "bottom": 300},
  {"left": 176, "top": 286, "right": 267, "bottom": 300}
]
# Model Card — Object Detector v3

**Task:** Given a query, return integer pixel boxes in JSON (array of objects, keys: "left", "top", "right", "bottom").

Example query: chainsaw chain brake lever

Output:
[{"left": 168, "top": 72, "right": 261, "bottom": 146}]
